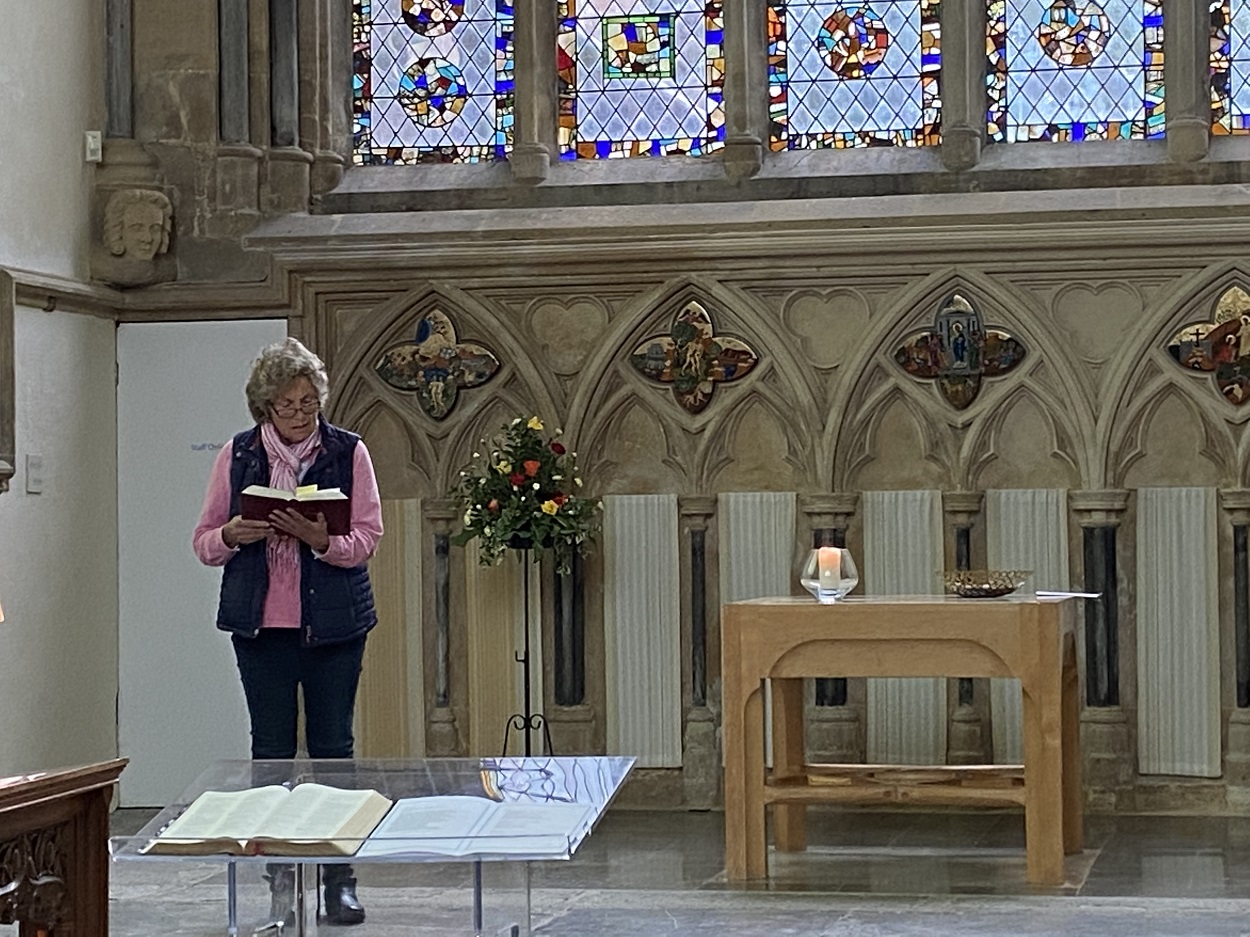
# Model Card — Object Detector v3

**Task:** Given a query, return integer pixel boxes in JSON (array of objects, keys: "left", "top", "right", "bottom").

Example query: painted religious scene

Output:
[
  {"left": 629, "top": 301, "right": 758, "bottom": 412},
  {"left": 375, "top": 308, "right": 501, "bottom": 418},
  {"left": 894, "top": 293, "right": 1027, "bottom": 409},
  {"left": 1167, "top": 285, "right": 1250, "bottom": 405}
]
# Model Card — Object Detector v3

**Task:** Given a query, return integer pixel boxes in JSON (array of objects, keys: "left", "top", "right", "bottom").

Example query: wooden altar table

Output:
[
  {"left": 0, "top": 758, "right": 128, "bottom": 936},
  {"left": 722, "top": 595, "right": 1081, "bottom": 886}
]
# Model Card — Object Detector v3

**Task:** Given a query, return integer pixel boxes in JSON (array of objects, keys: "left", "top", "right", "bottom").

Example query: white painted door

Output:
[{"left": 117, "top": 320, "right": 286, "bottom": 805}]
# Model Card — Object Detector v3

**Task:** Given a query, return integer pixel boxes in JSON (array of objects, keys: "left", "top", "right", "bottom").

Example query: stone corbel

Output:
[
  {"left": 938, "top": 0, "right": 987, "bottom": 172},
  {"left": 1163, "top": 0, "right": 1211, "bottom": 164}
]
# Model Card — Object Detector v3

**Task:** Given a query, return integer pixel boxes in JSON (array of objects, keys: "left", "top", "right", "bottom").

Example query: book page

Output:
[
  {"left": 156, "top": 785, "right": 291, "bottom": 843},
  {"left": 241, "top": 485, "right": 295, "bottom": 500},
  {"left": 257, "top": 783, "right": 390, "bottom": 844},
  {"left": 357, "top": 796, "right": 597, "bottom": 858},
  {"left": 469, "top": 802, "right": 598, "bottom": 856},
  {"left": 295, "top": 488, "right": 345, "bottom": 501},
  {"left": 356, "top": 795, "right": 496, "bottom": 858}
]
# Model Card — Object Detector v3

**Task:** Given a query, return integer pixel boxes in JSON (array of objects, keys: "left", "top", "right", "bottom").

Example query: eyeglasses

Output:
[{"left": 269, "top": 397, "right": 321, "bottom": 418}]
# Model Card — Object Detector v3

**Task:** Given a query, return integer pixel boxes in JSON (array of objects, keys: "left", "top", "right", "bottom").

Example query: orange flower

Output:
[
  {"left": 523, "top": 459, "right": 542, "bottom": 477},
  {"left": 488, "top": 499, "right": 499, "bottom": 512}
]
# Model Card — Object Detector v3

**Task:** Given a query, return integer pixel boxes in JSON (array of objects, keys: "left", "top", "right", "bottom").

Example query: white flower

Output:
[
  {"left": 532, "top": 482, "right": 540, "bottom": 490},
  {"left": 473, "top": 452, "right": 480, "bottom": 458},
  {"left": 553, "top": 474, "right": 562, "bottom": 480},
  {"left": 575, "top": 477, "right": 582, "bottom": 486},
  {"left": 484, "top": 526, "right": 492, "bottom": 536},
  {"left": 463, "top": 511, "right": 472, "bottom": 525}
]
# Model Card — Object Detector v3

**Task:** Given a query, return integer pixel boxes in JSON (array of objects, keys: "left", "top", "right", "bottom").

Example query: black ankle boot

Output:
[
  {"left": 263, "top": 867, "right": 296, "bottom": 929},
  {"left": 323, "top": 876, "right": 365, "bottom": 926}
]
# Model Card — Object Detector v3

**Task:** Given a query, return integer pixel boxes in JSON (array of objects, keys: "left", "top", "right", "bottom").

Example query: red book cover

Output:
[{"left": 240, "top": 486, "right": 352, "bottom": 536}]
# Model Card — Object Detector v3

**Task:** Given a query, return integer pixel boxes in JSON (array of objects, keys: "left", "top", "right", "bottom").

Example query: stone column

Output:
[
  {"left": 106, "top": 0, "right": 134, "bottom": 138},
  {"left": 426, "top": 499, "right": 461, "bottom": 755},
  {"left": 680, "top": 496, "right": 719, "bottom": 807},
  {"left": 269, "top": 0, "right": 300, "bottom": 147},
  {"left": 1221, "top": 490, "right": 1250, "bottom": 805},
  {"left": 800, "top": 493, "right": 861, "bottom": 763},
  {"left": 938, "top": 0, "right": 985, "bottom": 171},
  {"left": 1071, "top": 489, "right": 1131, "bottom": 810},
  {"left": 511, "top": 0, "right": 558, "bottom": 182},
  {"left": 721, "top": 0, "right": 767, "bottom": 178},
  {"left": 943, "top": 491, "right": 988, "bottom": 764},
  {"left": 1163, "top": 0, "right": 1210, "bottom": 163}
]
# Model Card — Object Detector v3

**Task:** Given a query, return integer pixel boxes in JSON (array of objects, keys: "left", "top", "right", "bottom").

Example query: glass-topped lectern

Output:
[{"left": 110, "top": 756, "right": 635, "bottom": 936}]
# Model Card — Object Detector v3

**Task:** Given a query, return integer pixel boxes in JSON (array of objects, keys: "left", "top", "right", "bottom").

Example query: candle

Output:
[{"left": 817, "top": 546, "right": 841, "bottom": 590}]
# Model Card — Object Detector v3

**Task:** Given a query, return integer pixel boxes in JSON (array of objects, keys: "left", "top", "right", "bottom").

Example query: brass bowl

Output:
[{"left": 941, "top": 570, "right": 1031, "bottom": 599}]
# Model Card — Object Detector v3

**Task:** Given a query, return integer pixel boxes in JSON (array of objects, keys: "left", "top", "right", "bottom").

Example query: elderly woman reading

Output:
[{"left": 193, "top": 337, "right": 383, "bottom": 927}]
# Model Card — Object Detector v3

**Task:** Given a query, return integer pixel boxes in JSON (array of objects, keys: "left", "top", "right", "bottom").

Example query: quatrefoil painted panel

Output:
[
  {"left": 629, "top": 301, "right": 759, "bottom": 413},
  {"left": 894, "top": 293, "right": 1027, "bottom": 410},
  {"left": 1166, "top": 286, "right": 1250, "bottom": 406},
  {"left": 375, "top": 309, "right": 500, "bottom": 420}
]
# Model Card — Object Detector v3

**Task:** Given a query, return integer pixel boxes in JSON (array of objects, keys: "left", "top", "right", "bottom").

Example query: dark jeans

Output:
[{"left": 233, "top": 628, "right": 367, "bottom": 888}]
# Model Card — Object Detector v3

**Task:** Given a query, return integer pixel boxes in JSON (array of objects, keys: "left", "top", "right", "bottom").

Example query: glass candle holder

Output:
[{"left": 800, "top": 546, "right": 859, "bottom": 604}]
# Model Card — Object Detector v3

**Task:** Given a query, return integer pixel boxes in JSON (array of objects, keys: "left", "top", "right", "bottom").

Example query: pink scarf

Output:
[{"left": 261, "top": 420, "right": 322, "bottom": 577}]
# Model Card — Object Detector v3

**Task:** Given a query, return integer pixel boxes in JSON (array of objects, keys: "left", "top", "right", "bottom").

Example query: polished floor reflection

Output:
[{"left": 103, "top": 807, "right": 1250, "bottom": 936}]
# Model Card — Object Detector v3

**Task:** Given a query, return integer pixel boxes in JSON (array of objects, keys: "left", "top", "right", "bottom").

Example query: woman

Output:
[{"left": 193, "top": 337, "right": 384, "bottom": 927}]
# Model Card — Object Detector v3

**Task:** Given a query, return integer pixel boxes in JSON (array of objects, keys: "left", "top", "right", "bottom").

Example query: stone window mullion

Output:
[
  {"left": 721, "top": 0, "right": 768, "bottom": 177},
  {"left": 512, "top": 0, "right": 559, "bottom": 182},
  {"left": 1163, "top": 0, "right": 1210, "bottom": 163},
  {"left": 940, "top": 0, "right": 986, "bottom": 171}
]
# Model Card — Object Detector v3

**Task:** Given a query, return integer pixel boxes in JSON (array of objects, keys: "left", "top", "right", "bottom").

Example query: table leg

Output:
[
  {"left": 771, "top": 677, "right": 807, "bottom": 853},
  {"left": 1061, "top": 635, "right": 1084, "bottom": 855},
  {"left": 226, "top": 861, "right": 238, "bottom": 937},
  {"left": 724, "top": 672, "right": 767, "bottom": 881},
  {"left": 1021, "top": 670, "right": 1066, "bottom": 885},
  {"left": 294, "top": 863, "right": 307, "bottom": 937}
]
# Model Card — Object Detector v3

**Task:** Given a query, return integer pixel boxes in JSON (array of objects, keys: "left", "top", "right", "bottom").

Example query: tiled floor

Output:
[{"left": 100, "top": 807, "right": 1250, "bottom": 936}]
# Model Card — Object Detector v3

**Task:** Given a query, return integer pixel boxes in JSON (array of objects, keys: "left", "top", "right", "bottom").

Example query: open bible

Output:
[
  {"left": 355, "top": 795, "right": 598, "bottom": 859},
  {"left": 240, "top": 484, "right": 351, "bottom": 535},
  {"left": 142, "top": 783, "right": 393, "bottom": 857}
]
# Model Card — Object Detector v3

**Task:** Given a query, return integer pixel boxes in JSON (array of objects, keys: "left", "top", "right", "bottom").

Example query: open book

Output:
[
  {"left": 143, "top": 783, "right": 392, "bottom": 857},
  {"left": 355, "top": 795, "right": 598, "bottom": 859},
  {"left": 241, "top": 484, "right": 351, "bottom": 535}
]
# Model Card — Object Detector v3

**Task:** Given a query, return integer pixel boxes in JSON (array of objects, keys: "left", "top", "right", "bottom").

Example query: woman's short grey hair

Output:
[{"left": 245, "top": 337, "right": 330, "bottom": 423}]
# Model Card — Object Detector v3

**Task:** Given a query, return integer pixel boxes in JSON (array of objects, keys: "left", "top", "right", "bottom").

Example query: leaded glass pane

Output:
[
  {"left": 1211, "top": 1, "right": 1250, "bottom": 133},
  {"left": 559, "top": 0, "right": 725, "bottom": 158},
  {"left": 353, "top": 0, "right": 514, "bottom": 164},
  {"left": 769, "top": 1, "right": 941, "bottom": 150},
  {"left": 987, "top": 0, "right": 1165, "bottom": 143}
]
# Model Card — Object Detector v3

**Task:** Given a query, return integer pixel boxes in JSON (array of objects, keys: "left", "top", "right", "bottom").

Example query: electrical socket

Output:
[{"left": 84, "top": 130, "right": 103, "bottom": 163}]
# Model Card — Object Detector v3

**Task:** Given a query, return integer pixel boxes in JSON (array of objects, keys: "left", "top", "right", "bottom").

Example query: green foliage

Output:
[{"left": 451, "top": 417, "right": 601, "bottom": 574}]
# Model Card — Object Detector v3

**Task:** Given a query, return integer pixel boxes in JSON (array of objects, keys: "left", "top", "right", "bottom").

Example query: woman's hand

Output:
[
  {"left": 222, "top": 515, "right": 271, "bottom": 549},
  {"left": 269, "top": 509, "right": 330, "bottom": 553}
]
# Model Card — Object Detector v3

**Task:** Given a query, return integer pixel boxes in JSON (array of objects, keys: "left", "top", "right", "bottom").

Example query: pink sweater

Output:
[{"left": 192, "top": 439, "right": 384, "bottom": 629}]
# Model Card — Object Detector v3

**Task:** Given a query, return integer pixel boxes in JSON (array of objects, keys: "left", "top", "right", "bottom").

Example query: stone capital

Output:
[
  {"left": 1221, "top": 489, "right": 1250, "bottom": 526},
  {"left": 942, "top": 490, "right": 983, "bottom": 528},
  {"left": 800, "top": 492, "right": 859, "bottom": 530},
  {"left": 940, "top": 126, "right": 982, "bottom": 173},
  {"left": 425, "top": 497, "right": 460, "bottom": 533},
  {"left": 1070, "top": 489, "right": 1130, "bottom": 528},
  {"left": 679, "top": 495, "right": 717, "bottom": 527}
]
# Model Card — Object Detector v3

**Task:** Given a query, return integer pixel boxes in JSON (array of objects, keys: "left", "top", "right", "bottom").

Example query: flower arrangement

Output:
[{"left": 451, "top": 416, "right": 600, "bottom": 573}]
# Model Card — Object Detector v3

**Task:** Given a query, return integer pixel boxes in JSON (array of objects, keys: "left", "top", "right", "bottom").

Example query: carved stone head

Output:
[{"left": 103, "top": 189, "right": 172, "bottom": 262}]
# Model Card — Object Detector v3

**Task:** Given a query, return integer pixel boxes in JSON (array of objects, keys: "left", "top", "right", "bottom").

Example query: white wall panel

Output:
[
  {"left": 986, "top": 489, "right": 1069, "bottom": 764},
  {"left": 1137, "top": 487, "right": 1220, "bottom": 777},
  {"left": 863, "top": 490, "right": 946, "bottom": 765},
  {"left": 603, "top": 494, "right": 682, "bottom": 767}
]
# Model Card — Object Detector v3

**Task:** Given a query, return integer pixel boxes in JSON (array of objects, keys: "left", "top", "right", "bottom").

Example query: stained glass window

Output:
[
  {"left": 987, "top": 0, "right": 1165, "bottom": 143},
  {"left": 1210, "top": 2, "right": 1250, "bottom": 133},
  {"left": 768, "top": 1, "right": 940, "bottom": 150},
  {"left": 353, "top": 0, "right": 514, "bottom": 164},
  {"left": 558, "top": 0, "right": 725, "bottom": 158}
]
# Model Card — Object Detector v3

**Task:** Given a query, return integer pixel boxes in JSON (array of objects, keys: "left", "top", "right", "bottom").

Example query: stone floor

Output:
[{"left": 93, "top": 807, "right": 1250, "bottom": 936}]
